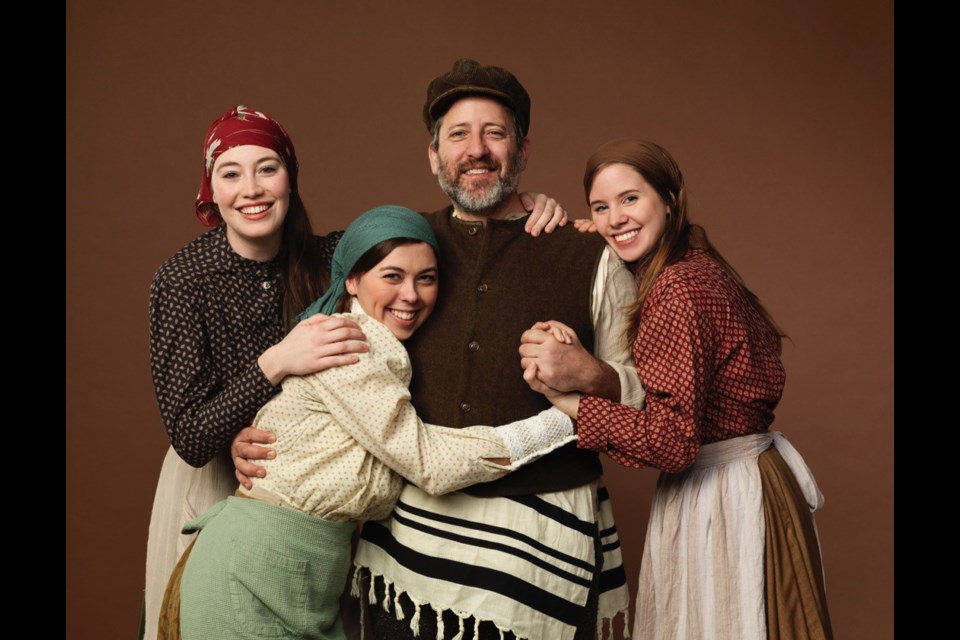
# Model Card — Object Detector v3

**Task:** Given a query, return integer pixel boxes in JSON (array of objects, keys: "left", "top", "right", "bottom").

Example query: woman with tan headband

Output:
[{"left": 523, "top": 138, "right": 833, "bottom": 639}]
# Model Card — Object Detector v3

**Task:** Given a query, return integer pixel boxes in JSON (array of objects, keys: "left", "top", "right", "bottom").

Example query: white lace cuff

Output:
[{"left": 497, "top": 407, "right": 577, "bottom": 470}]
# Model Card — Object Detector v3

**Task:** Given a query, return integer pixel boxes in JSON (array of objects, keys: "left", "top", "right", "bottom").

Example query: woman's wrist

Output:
[
  {"left": 257, "top": 346, "right": 285, "bottom": 386},
  {"left": 554, "top": 392, "right": 581, "bottom": 419}
]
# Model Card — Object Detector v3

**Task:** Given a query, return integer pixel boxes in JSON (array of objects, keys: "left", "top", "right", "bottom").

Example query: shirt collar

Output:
[
  {"left": 349, "top": 296, "right": 366, "bottom": 316},
  {"left": 451, "top": 209, "right": 529, "bottom": 223},
  {"left": 212, "top": 226, "right": 282, "bottom": 275}
]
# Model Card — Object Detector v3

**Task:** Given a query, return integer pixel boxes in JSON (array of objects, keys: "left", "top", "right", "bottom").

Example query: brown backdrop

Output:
[{"left": 66, "top": 1, "right": 893, "bottom": 638}]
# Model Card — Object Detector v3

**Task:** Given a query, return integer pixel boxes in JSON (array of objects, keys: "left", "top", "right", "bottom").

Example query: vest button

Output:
[
  {"left": 468, "top": 226, "right": 479, "bottom": 236},
  {"left": 459, "top": 402, "right": 472, "bottom": 412},
  {"left": 468, "top": 341, "right": 480, "bottom": 352},
  {"left": 477, "top": 283, "right": 489, "bottom": 293}
]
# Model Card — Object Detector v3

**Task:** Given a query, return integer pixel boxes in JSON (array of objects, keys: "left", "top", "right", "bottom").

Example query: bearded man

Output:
[{"left": 354, "top": 59, "right": 646, "bottom": 640}]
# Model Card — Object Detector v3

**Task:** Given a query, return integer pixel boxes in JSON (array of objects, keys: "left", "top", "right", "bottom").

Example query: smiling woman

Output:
[
  {"left": 588, "top": 162, "right": 669, "bottom": 265},
  {"left": 164, "top": 205, "right": 577, "bottom": 640},
  {"left": 141, "top": 106, "right": 368, "bottom": 640},
  {"left": 525, "top": 138, "right": 833, "bottom": 640},
  {"left": 209, "top": 145, "right": 292, "bottom": 261},
  {"left": 343, "top": 241, "right": 438, "bottom": 341}
]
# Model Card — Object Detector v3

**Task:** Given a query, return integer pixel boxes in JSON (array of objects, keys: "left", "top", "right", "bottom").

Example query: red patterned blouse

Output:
[{"left": 577, "top": 249, "right": 785, "bottom": 473}]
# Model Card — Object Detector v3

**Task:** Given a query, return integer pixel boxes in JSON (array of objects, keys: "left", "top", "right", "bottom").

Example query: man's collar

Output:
[{"left": 451, "top": 209, "right": 528, "bottom": 223}]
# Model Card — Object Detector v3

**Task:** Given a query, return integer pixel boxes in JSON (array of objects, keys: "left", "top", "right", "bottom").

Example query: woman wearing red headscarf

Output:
[
  {"left": 141, "top": 106, "right": 367, "bottom": 640},
  {"left": 141, "top": 106, "right": 568, "bottom": 640}
]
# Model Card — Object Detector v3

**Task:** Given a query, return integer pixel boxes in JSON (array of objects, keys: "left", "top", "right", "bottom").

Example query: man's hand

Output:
[
  {"left": 519, "top": 320, "right": 621, "bottom": 399},
  {"left": 572, "top": 218, "right": 597, "bottom": 233},
  {"left": 519, "top": 192, "right": 568, "bottom": 236},
  {"left": 232, "top": 426, "right": 275, "bottom": 489}
]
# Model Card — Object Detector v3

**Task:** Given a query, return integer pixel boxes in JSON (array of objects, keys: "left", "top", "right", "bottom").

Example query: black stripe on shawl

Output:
[
  {"left": 394, "top": 499, "right": 595, "bottom": 572},
  {"left": 505, "top": 495, "right": 597, "bottom": 536},
  {"left": 390, "top": 510, "right": 593, "bottom": 587},
  {"left": 599, "top": 564, "right": 628, "bottom": 594},
  {"left": 602, "top": 539, "right": 622, "bottom": 553},
  {"left": 361, "top": 520, "right": 587, "bottom": 627}
]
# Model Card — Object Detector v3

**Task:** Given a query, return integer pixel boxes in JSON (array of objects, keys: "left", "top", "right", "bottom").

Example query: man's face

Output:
[{"left": 428, "top": 97, "right": 528, "bottom": 216}]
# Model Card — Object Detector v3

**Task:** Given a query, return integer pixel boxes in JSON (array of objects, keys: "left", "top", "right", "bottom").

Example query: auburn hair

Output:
[{"left": 583, "top": 138, "right": 785, "bottom": 348}]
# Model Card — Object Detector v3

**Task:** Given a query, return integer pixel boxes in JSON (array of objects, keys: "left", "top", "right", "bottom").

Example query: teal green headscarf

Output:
[{"left": 297, "top": 205, "right": 440, "bottom": 321}]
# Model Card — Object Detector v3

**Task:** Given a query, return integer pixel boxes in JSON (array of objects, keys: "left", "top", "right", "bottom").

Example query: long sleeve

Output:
[
  {"left": 579, "top": 286, "right": 713, "bottom": 473},
  {"left": 591, "top": 246, "right": 646, "bottom": 408},
  {"left": 149, "top": 269, "right": 279, "bottom": 467},
  {"left": 300, "top": 315, "right": 513, "bottom": 496},
  {"left": 577, "top": 251, "right": 785, "bottom": 473},
  {"left": 147, "top": 228, "right": 343, "bottom": 468}
]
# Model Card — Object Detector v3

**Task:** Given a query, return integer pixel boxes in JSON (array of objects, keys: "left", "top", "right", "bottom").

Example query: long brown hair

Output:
[
  {"left": 195, "top": 107, "right": 330, "bottom": 330},
  {"left": 277, "top": 192, "right": 330, "bottom": 329},
  {"left": 583, "top": 138, "right": 785, "bottom": 349}
]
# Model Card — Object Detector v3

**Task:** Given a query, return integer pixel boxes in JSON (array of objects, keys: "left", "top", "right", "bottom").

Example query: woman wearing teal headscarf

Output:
[{"left": 165, "top": 205, "right": 576, "bottom": 640}]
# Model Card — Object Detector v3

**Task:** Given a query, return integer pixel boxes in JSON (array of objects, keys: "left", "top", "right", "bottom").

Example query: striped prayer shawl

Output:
[{"left": 354, "top": 480, "right": 631, "bottom": 640}]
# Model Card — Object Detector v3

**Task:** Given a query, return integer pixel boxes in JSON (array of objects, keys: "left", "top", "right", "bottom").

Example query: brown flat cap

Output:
[{"left": 423, "top": 58, "right": 531, "bottom": 136}]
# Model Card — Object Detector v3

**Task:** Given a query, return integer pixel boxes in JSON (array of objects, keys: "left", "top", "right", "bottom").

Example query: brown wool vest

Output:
[{"left": 406, "top": 208, "right": 607, "bottom": 497}]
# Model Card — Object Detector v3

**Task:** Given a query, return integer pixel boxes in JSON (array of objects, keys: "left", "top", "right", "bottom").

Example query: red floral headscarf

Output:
[{"left": 195, "top": 105, "right": 299, "bottom": 227}]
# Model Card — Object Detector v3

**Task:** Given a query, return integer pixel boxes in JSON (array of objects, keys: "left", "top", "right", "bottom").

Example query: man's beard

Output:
[{"left": 435, "top": 149, "right": 523, "bottom": 215}]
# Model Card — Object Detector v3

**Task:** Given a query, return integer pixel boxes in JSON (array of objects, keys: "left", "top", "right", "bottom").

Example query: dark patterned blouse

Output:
[
  {"left": 148, "top": 226, "right": 340, "bottom": 467},
  {"left": 577, "top": 249, "right": 786, "bottom": 473}
]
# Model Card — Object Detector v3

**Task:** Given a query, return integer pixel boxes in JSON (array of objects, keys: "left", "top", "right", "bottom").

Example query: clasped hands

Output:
[{"left": 519, "top": 320, "right": 590, "bottom": 419}]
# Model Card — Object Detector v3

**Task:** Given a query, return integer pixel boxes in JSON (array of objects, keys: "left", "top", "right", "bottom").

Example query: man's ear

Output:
[
  {"left": 518, "top": 137, "right": 530, "bottom": 172},
  {"left": 427, "top": 144, "right": 440, "bottom": 177}
]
